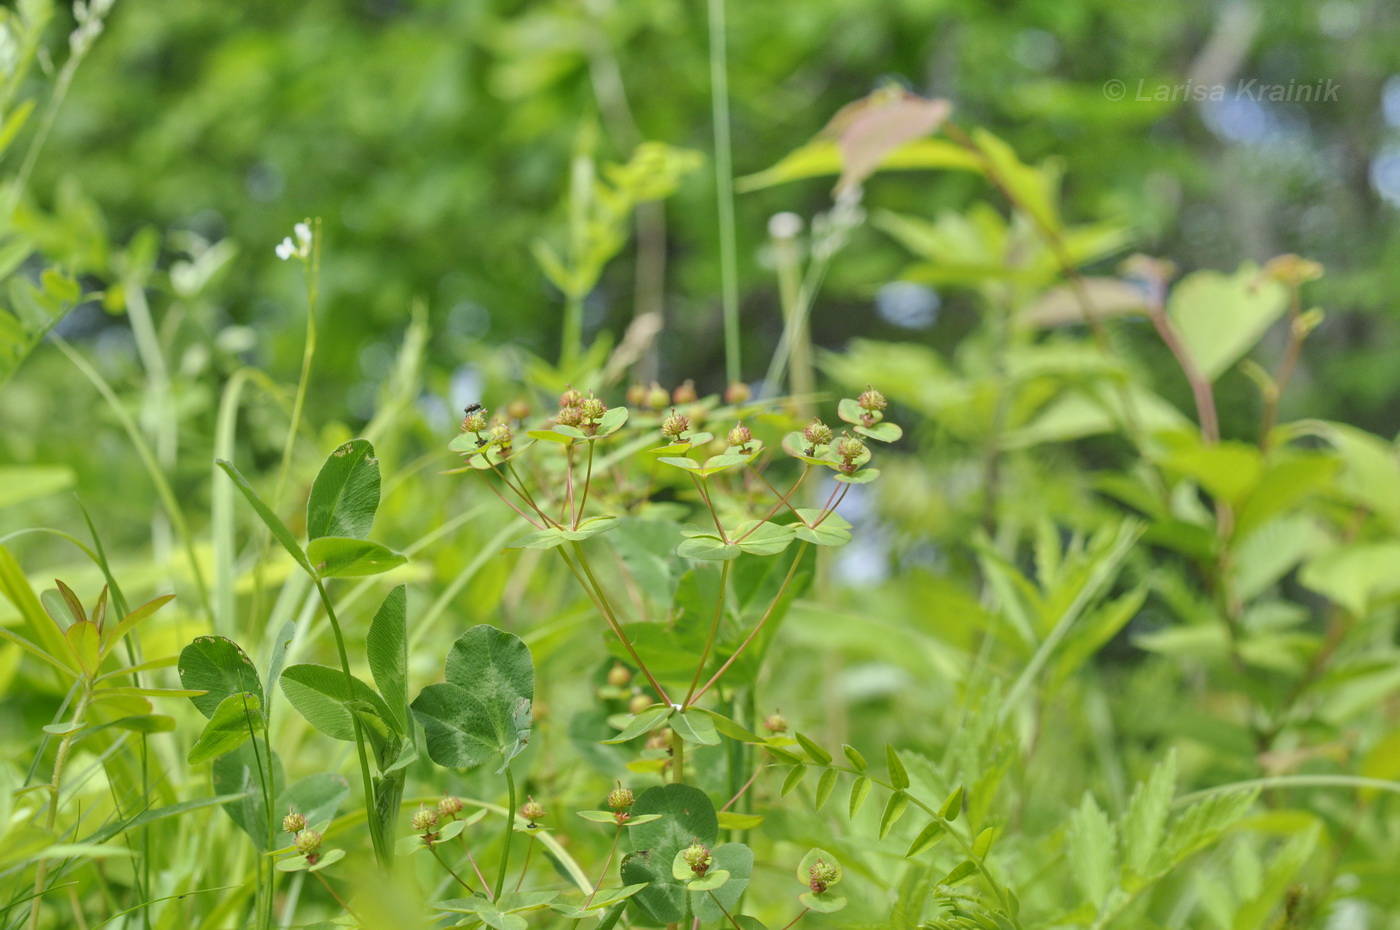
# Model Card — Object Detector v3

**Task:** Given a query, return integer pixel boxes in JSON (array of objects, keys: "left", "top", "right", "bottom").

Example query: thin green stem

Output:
[
  {"left": 690, "top": 474, "right": 727, "bottom": 542},
  {"left": 671, "top": 727, "right": 685, "bottom": 785},
  {"left": 313, "top": 872, "right": 361, "bottom": 923},
  {"left": 707, "top": 0, "right": 740, "bottom": 384},
  {"left": 243, "top": 693, "right": 275, "bottom": 930},
  {"left": 1172, "top": 774, "right": 1400, "bottom": 807},
  {"left": 691, "top": 542, "right": 808, "bottom": 704},
  {"left": 575, "top": 442, "right": 597, "bottom": 530},
  {"left": 494, "top": 768, "right": 518, "bottom": 901},
  {"left": 583, "top": 828, "right": 623, "bottom": 909},
  {"left": 778, "top": 907, "right": 811, "bottom": 930},
  {"left": 28, "top": 685, "right": 93, "bottom": 930},
  {"left": 272, "top": 220, "right": 321, "bottom": 511},
  {"left": 706, "top": 890, "right": 746, "bottom": 930},
  {"left": 683, "top": 560, "right": 730, "bottom": 709},
  {"left": 313, "top": 579, "right": 387, "bottom": 869},
  {"left": 429, "top": 843, "right": 475, "bottom": 893},
  {"left": 514, "top": 836, "right": 535, "bottom": 892},
  {"left": 739, "top": 464, "right": 809, "bottom": 538},
  {"left": 565, "top": 543, "right": 671, "bottom": 704}
]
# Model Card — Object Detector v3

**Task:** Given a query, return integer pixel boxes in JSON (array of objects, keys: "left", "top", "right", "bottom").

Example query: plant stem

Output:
[
  {"left": 272, "top": 219, "right": 320, "bottom": 511},
  {"left": 778, "top": 907, "right": 811, "bottom": 930},
  {"left": 721, "top": 765, "right": 766, "bottom": 812},
  {"left": 1260, "top": 282, "right": 1304, "bottom": 448},
  {"left": 313, "top": 579, "right": 387, "bottom": 869},
  {"left": 706, "top": 890, "right": 746, "bottom": 930},
  {"left": 683, "top": 560, "right": 730, "bottom": 709},
  {"left": 564, "top": 543, "right": 671, "bottom": 704},
  {"left": 28, "top": 685, "right": 93, "bottom": 930},
  {"left": 1145, "top": 296, "right": 1219, "bottom": 444},
  {"left": 583, "top": 827, "right": 623, "bottom": 908},
  {"left": 671, "top": 727, "right": 686, "bottom": 785},
  {"left": 429, "top": 844, "right": 475, "bottom": 892},
  {"left": 494, "top": 767, "right": 517, "bottom": 901},
  {"left": 739, "top": 464, "right": 809, "bottom": 538},
  {"left": 706, "top": 0, "right": 740, "bottom": 384},
  {"left": 514, "top": 836, "right": 536, "bottom": 892},
  {"left": 690, "top": 474, "right": 728, "bottom": 542},
  {"left": 313, "top": 872, "right": 361, "bottom": 923},
  {"left": 691, "top": 542, "right": 808, "bottom": 704},
  {"left": 575, "top": 442, "right": 596, "bottom": 530}
]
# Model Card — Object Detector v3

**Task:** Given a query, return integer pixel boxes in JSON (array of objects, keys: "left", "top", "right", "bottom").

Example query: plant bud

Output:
[
  {"left": 629, "top": 693, "right": 653, "bottom": 715},
  {"left": 439, "top": 795, "right": 464, "bottom": 818},
  {"left": 560, "top": 386, "right": 584, "bottom": 408},
  {"left": 462, "top": 410, "right": 488, "bottom": 433},
  {"left": 412, "top": 807, "right": 440, "bottom": 833},
  {"left": 646, "top": 729, "right": 671, "bottom": 751},
  {"left": 809, "top": 858, "right": 839, "bottom": 893},
  {"left": 661, "top": 409, "right": 691, "bottom": 440},
  {"left": 857, "top": 385, "right": 887, "bottom": 412},
  {"left": 626, "top": 382, "right": 648, "bottom": 406},
  {"left": 489, "top": 420, "right": 514, "bottom": 452},
  {"left": 727, "top": 422, "right": 752, "bottom": 449},
  {"left": 607, "top": 785, "right": 635, "bottom": 811},
  {"left": 803, "top": 418, "right": 833, "bottom": 449},
  {"left": 646, "top": 382, "right": 671, "bottom": 410},
  {"left": 580, "top": 394, "right": 607, "bottom": 421},
  {"left": 764, "top": 712, "right": 789, "bottom": 734},
  {"left": 672, "top": 380, "right": 698, "bottom": 404},
  {"left": 607, "top": 664, "right": 632, "bottom": 688},
  {"left": 724, "top": 380, "right": 752, "bottom": 404},
  {"left": 521, "top": 798, "right": 546, "bottom": 826},
  {"left": 557, "top": 405, "right": 584, "bottom": 427},
  {"left": 295, "top": 829, "right": 323, "bottom": 858},
  {"left": 682, "top": 842, "right": 713, "bottom": 876},
  {"left": 506, "top": 399, "right": 531, "bottom": 421},
  {"left": 282, "top": 809, "right": 306, "bottom": 834}
]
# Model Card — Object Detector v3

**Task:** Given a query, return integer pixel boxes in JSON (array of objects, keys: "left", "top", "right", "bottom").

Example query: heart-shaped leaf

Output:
[
  {"left": 411, "top": 625, "right": 534, "bottom": 772},
  {"left": 178, "top": 635, "right": 263, "bottom": 719},
  {"left": 306, "top": 439, "right": 381, "bottom": 541}
]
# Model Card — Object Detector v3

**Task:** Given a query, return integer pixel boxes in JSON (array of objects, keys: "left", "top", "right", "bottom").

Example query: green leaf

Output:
[
  {"left": 972, "top": 827, "right": 998, "bottom": 858},
  {"left": 814, "top": 767, "right": 839, "bottom": 811},
  {"left": 781, "top": 765, "right": 809, "bottom": 797},
  {"left": 939, "top": 785, "right": 964, "bottom": 821},
  {"left": 849, "top": 776, "right": 872, "bottom": 818},
  {"left": 856, "top": 421, "right": 903, "bottom": 443},
  {"left": 280, "top": 664, "right": 395, "bottom": 743},
  {"left": 306, "top": 536, "right": 406, "bottom": 578},
  {"left": 694, "top": 708, "right": 765, "bottom": 743},
  {"left": 212, "top": 743, "right": 284, "bottom": 849},
  {"left": 1122, "top": 751, "right": 1176, "bottom": 878},
  {"left": 670, "top": 710, "right": 720, "bottom": 746},
  {"left": 366, "top": 585, "right": 409, "bottom": 732},
  {"left": 716, "top": 811, "right": 763, "bottom": 831},
  {"left": 215, "top": 460, "right": 312, "bottom": 573},
  {"left": 602, "top": 705, "right": 673, "bottom": 744},
  {"left": 692, "top": 844, "right": 752, "bottom": 919},
  {"left": 880, "top": 790, "right": 909, "bottom": 838},
  {"left": 799, "top": 891, "right": 848, "bottom": 913},
  {"left": 843, "top": 744, "right": 867, "bottom": 770},
  {"left": 676, "top": 535, "right": 742, "bottom": 561},
  {"left": 732, "top": 521, "right": 796, "bottom": 556},
  {"left": 833, "top": 468, "right": 880, "bottom": 485},
  {"left": 620, "top": 784, "right": 720, "bottom": 924},
  {"left": 306, "top": 439, "right": 381, "bottom": 541},
  {"left": 1068, "top": 792, "right": 1116, "bottom": 905},
  {"left": 905, "top": 821, "right": 946, "bottom": 858},
  {"left": 886, "top": 745, "right": 910, "bottom": 789},
  {"left": 794, "top": 732, "right": 832, "bottom": 766},
  {"left": 178, "top": 635, "right": 264, "bottom": 719},
  {"left": 508, "top": 526, "right": 568, "bottom": 550},
  {"left": 562, "top": 515, "right": 618, "bottom": 541},
  {"left": 596, "top": 406, "right": 629, "bottom": 437},
  {"left": 736, "top": 137, "right": 979, "bottom": 192},
  {"left": 1167, "top": 264, "right": 1288, "bottom": 380},
  {"left": 188, "top": 692, "right": 262, "bottom": 765},
  {"left": 940, "top": 860, "right": 978, "bottom": 886},
  {"left": 411, "top": 625, "right": 534, "bottom": 771},
  {"left": 794, "top": 509, "right": 854, "bottom": 548}
]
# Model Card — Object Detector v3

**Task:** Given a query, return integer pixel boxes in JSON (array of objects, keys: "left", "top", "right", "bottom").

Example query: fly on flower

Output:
[{"left": 275, "top": 221, "right": 314, "bottom": 261}]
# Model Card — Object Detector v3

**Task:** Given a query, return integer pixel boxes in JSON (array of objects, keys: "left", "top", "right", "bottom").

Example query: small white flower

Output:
[
  {"left": 294, "top": 222, "right": 313, "bottom": 249},
  {"left": 275, "top": 238, "right": 296, "bottom": 261}
]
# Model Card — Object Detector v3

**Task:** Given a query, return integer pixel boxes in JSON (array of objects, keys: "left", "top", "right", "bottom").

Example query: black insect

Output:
[{"left": 463, "top": 402, "right": 484, "bottom": 417}]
